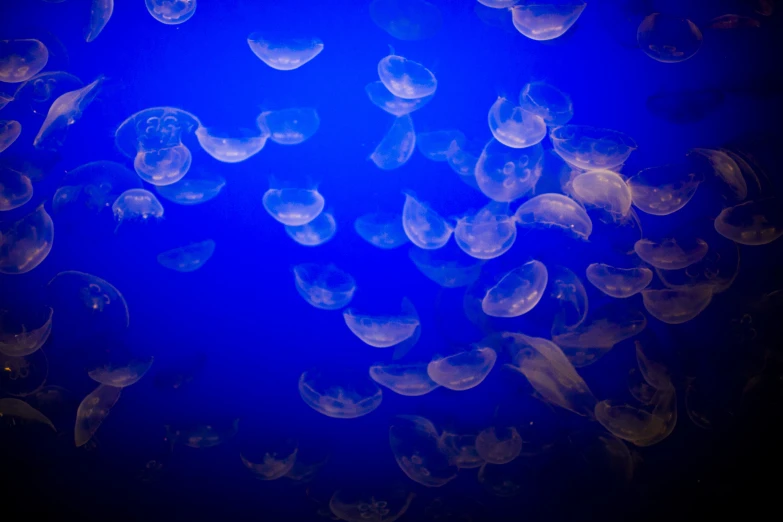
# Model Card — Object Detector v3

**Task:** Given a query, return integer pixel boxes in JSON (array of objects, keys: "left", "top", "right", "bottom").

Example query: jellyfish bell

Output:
[
  {"left": 293, "top": 263, "right": 356, "bottom": 310},
  {"left": 74, "top": 384, "right": 121, "bottom": 447},
  {"left": 0, "top": 39, "right": 49, "bottom": 84},
  {"left": 247, "top": 33, "right": 324, "bottom": 71},
  {"left": 369, "top": 361, "right": 439, "bottom": 396},
  {"left": 343, "top": 297, "right": 419, "bottom": 348},
  {"left": 369, "top": 0, "right": 443, "bottom": 41},
  {"left": 257, "top": 107, "right": 320, "bottom": 145},
  {"left": 570, "top": 169, "right": 633, "bottom": 218},
  {"left": 0, "top": 204, "right": 54, "bottom": 275},
  {"left": 195, "top": 125, "right": 269, "bottom": 163},
  {"left": 298, "top": 368, "right": 382, "bottom": 419},
  {"left": 510, "top": 1, "right": 587, "bottom": 41},
  {"left": 34, "top": 76, "right": 104, "bottom": 151},
  {"left": 637, "top": 13, "right": 703, "bottom": 63},
  {"left": 514, "top": 193, "right": 592, "bottom": 240},
  {"left": 454, "top": 201, "right": 517, "bottom": 260},
  {"left": 408, "top": 242, "right": 484, "bottom": 288},
  {"left": 112, "top": 188, "right": 164, "bottom": 231},
  {"left": 0, "top": 120, "right": 21, "bottom": 154},
  {"left": 634, "top": 236, "right": 708, "bottom": 270},
  {"left": 487, "top": 97, "right": 547, "bottom": 149},
  {"left": 518, "top": 81, "right": 574, "bottom": 126},
  {"left": 0, "top": 307, "right": 52, "bottom": 358},
  {"left": 550, "top": 125, "right": 637, "bottom": 171},
  {"left": 52, "top": 161, "right": 141, "bottom": 223},
  {"left": 370, "top": 114, "right": 416, "bottom": 170},
  {"left": 155, "top": 168, "right": 225, "bottom": 206},
  {"left": 262, "top": 186, "right": 325, "bottom": 226},
  {"left": 329, "top": 487, "right": 415, "bottom": 522},
  {"left": 481, "top": 260, "right": 548, "bottom": 318},
  {"left": 475, "top": 426, "right": 523, "bottom": 465},
  {"left": 585, "top": 263, "right": 653, "bottom": 298},
  {"left": 145, "top": 0, "right": 197, "bottom": 25},
  {"left": 389, "top": 415, "right": 458, "bottom": 487},
  {"left": 0, "top": 163, "right": 33, "bottom": 211},
  {"left": 354, "top": 212, "right": 409, "bottom": 249},
  {"left": 687, "top": 148, "right": 748, "bottom": 203},
  {"left": 285, "top": 211, "right": 337, "bottom": 246},
  {"left": 377, "top": 54, "right": 437, "bottom": 100},
  {"left": 628, "top": 163, "right": 703, "bottom": 216},
  {"left": 86, "top": 0, "right": 114, "bottom": 43},
  {"left": 366, "top": 81, "right": 433, "bottom": 117},
  {"left": 416, "top": 129, "right": 465, "bottom": 162},
  {"left": 157, "top": 240, "right": 216, "bottom": 272},
  {"left": 12, "top": 71, "right": 83, "bottom": 116},
  {"left": 401, "top": 191, "right": 453, "bottom": 249},
  {"left": 426, "top": 345, "right": 497, "bottom": 391},
  {"left": 475, "top": 140, "right": 544, "bottom": 202}
]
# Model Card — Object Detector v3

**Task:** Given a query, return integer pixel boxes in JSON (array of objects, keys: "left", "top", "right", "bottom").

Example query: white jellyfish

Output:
[
  {"left": 637, "top": 13, "right": 703, "bottom": 63},
  {"left": 550, "top": 125, "right": 637, "bottom": 171},
  {"left": 487, "top": 97, "right": 547, "bottom": 149},
  {"left": 157, "top": 240, "right": 215, "bottom": 272},
  {"left": 518, "top": 81, "right": 574, "bottom": 126},
  {"left": 369, "top": 362, "right": 439, "bottom": 396},
  {"left": 378, "top": 54, "right": 437, "bottom": 100},
  {"left": 298, "top": 369, "right": 382, "bottom": 419},
  {"left": 514, "top": 193, "right": 592, "bottom": 239},
  {"left": 475, "top": 426, "right": 523, "bottom": 465},
  {"left": 366, "top": 81, "right": 434, "bottom": 117},
  {"left": 195, "top": 125, "right": 270, "bottom": 163},
  {"left": 0, "top": 39, "right": 48, "bottom": 83},
  {"left": 569, "top": 169, "right": 633, "bottom": 217},
  {"left": 293, "top": 263, "right": 356, "bottom": 310},
  {"left": 86, "top": 0, "right": 114, "bottom": 42},
  {"left": 257, "top": 107, "right": 320, "bottom": 145},
  {"left": 112, "top": 188, "right": 164, "bottom": 229},
  {"left": 0, "top": 308, "right": 52, "bottom": 357},
  {"left": 714, "top": 199, "right": 782, "bottom": 246},
  {"left": 401, "top": 192, "right": 453, "bottom": 249},
  {"left": 0, "top": 205, "right": 54, "bottom": 275},
  {"left": 34, "top": 76, "right": 104, "bottom": 151},
  {"left": 641, "top": 286, "right": 713, "bottom": 324},
  {"left": 262, "top": 186, "right": 325, "bottom": 226},
  {"left": 510, "top": 2, "right": 587, "bottom": 41},
  {"left": 370, "top": 114, "right": 416, "bottom": 170},
  {"left": 145, "top": 0, "right": 197, "bottom": 25},
  {"left": 475, "top": 140, "right": 544, "bottom": 202},
  {"left": 633, "top": 237, "right": 708, "bottom": 270},
  {"left": 416, "top": 130, "right": 465, "bottom": 161},
  {"left": 628, "top": 164, "right": 703, "bottom": 216},
  {"left": 285, "top": 211, "right": 337, "bottom": 246},
  {"left": 0, "top": 120, "right": 21, "bottom": 153},
  {"left": 454, "top": 202, "right": 517, "bottom": 260},
  {"left": 343, "top": 298, "right": 419, "bottom": 348},
  {"left": 389, "top": 415, "right": 458, "bottom": 487},
  {"left": 354, "top": 212, "right": 409, "bottom": 249},
  {"left": 408, "top": 243, "right": 484, "bottom": 288},
  {"left": 585, "top": 264, "right": 653, "bottom": 298},
  {"left": 247, "top": 34, "right": 324, "bottom": 71},
  {"left": 427, "top": 345, "right": 497, "bottom": 391},
  {"left": 481, "top": 260, "right": 548, "bottom": 317},
  {"left": 75, "top": 384, "right": 121, "bottom": 447},
  {"left": 155, "top": 170, "right": 225, "bottom": 206}
]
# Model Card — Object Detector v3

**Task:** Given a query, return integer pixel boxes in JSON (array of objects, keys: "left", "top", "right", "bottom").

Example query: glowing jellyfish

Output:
[
  {"left": 371, "top": 115, "right": 416, "bottom": 170},
  {"left": 112, "top": 189, "right": 164, "bottom": 229},
  {"left": 688, "top": 148, "right": 747, "bottom": 201},
  {"left": 0, "top": 205, "right": 53, "bottom": 275},
  {"left": 0, "top": 348, "right": 48, "bottom": 397},
  {"left": 549, "top": 265, "right": 589, "bottom": 329},
  {"left": 88, "top": 355, "right": 154, "bottom": 388},
  {"left": 12, "top": 71, "right": 84, "bottom": 115},
  {"left": 343, "top": 298, "right": 419, "bottom": 348},
  {"left": 354, "top": 212, "right": 408, "bottom": 249},
  {"left": 378, "top": 54, "right": 437, "bottom": 100},
  {"left": 475, "top": 426, "right": 522, "bottom": 465},
  {"left": 714, "top": 199, "right": 783, "bottom": 246},
  {"left": 408, "top": 242, "right": 484, "bottom": 288},
  {"left": 442, "top": 432, "right": 484, "bottom": 469},
  {"left": 247, "top": 34, "right": 323, "bottom": 71},
  {"left": 0, "top": 308, "right": 52, "bottom": 357},
  {"left": 487, "top": 97, "right": 547, "bottom": 149},
  {"left": 479, "top": 0, "right": 520, "bottom": 8},
  {"left": 257, "top": 107, "right": 319, "bottom": 145},
  {"left": 475, "top": 140, "right": 544, "bottom": 202},
  {"left": 550, "top": 125, "right": 637, "bottom": 171},
  {"left": 510, "top": 2, "right": 587, "bottom": 41},
  {"left": 298, "top": 369, "right": 382, "bottom": 419},
  {"left": 369, "top": 362, "right": 439, "bottom": 396},
  {"left": 481, "top": 260, "right": 548, "bottom": 317},
  {"left": 628, "top": 164, "right": 702, "bottom": 216},
  {"left": 86, "top": 0, "right": 114, "bottom": 42},
  {"left": 642, "top": 286, "right": 713, "bottom": 324},
  {"left": 389, "top": 415, "right": 458, "bottom": 487},
  {"left": 165, "top": 419, "right": 238, "bottom": 449},
  {"left": 293, "top": 263, "right": 356, "bottom": 310},
  {"left": 145, "top": 0, "right": 197, "bottom": 25},
  {"left": 518, "top": 81, "right": 573, "bottom": 126},
  {"left": 52, "top": 161, "right": 141, "bottom": 219},
  {"left": 241, "top": 439, "right": 298, "bottom": 480},
  {"left": 514, "top": 193, "right": 592, "bottom": 239},
  {"left": 0, "top": 120, "right": 21, "bottom": 153},
  {"left": 157, "top": 240, "right": 215, "bottom": 272},
  {"left": 401, "top": 192, "right": 453, "bottom": 249},
  {"left": 0, "top": 40, "right": 48, "bottom": 83},
  {"left": 570, "top": 169, "right": 632, "bottom": 217},
  {"left": 262, "top": 186, "right": 324, "bottom": 226},
  {"left": 655, "top": 232, "right": 739, "bottom": 295},
  {"left": 634, "top": 237, "right": 708, "bottom": 270},
  {"left": 195, "top": 125, "right": 269, "bottom": 163},
  {"left": 0, "top": 164, "right": 33, "bottom": 211},
  {"left": 34, "top": 76, "right": 104, "bottom": 151},
  {"left": 115, "top": 107, "right": 200, "bottom": 186},
  {"left": 286, "top": 211, "right": 337, "bottom": 246},
  {"left": 74, "top": 384, "right": 121, "bottom": 447},
  {"left": 365, "top": 81, "right": 433, "bottom": 117},
  {"left": 454, "top": 202, "right": 517, "bottom": 260},
  {"left": 427, "top": 345, "right": 497, "bottom": 391},
  {"left": 329, "top": 488, "right": 414, "bottom": 522},
  {"left": 369, "top": 0, "right": 443, "bottom": 41},
  {"left": 155, "top": 170, "right": 225, "bottom": 206},
  {"left": 447, "top": 138, "right": 484, "bottom": 190},
  {"left": 0, "top": 398, "right": 55, "bottom": 431},
  {"left": 416, "top": 130, "right": 464, "bottom": 161},
  {"left": 637, "top": 13, "right": 702, "bottom": 63},
  {"left": 586, "top": 264, "right": 653, "bottom": 298},
  {"left": 707, "top": 14, "right": 761, "bottom": 30}
]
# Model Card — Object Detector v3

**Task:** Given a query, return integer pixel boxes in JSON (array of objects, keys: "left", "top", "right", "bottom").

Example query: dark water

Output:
[{"left": 1, "top": 1, "right": 782, "bottom": 521}]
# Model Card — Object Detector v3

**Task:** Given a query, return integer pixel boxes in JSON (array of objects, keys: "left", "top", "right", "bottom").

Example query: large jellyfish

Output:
[
  {"left": 112, "top": 189, "right": 164, "bottom": 229},
  {"left": 365, "top": 81, "right": 433, "bottom": 117},
  {"left": 642, "top": 286, "right": 713, "bottom": 324},
  {"left": 378, "top": 54, "right": 437, "bottom": 100},
  {"left": 262, "top": 186, "right": 324, "bottom": 226},
  {"left": 0, "top": 164, "right": 33, "bottom": 211},
  {"left": 155, "top": 170, "right": 225, "bottom": 206},
  {"left": 408, "top": 242, "right": 483, "bottom": 288},
  {"left": 257, "top": 107, "right": 319, "bottom": 145},
  {"left": 195, "top": 125, "right": 269, "bottom": 163},
  {"left": 157, "top": 240, "right": 216, "bottom": 272},
  {"left": 370, "top": 114, "right": 416, "bottom": 170},
  {"left": 0, "top": 120, "right": 21, "bottom": 153},
  {"left": 714, "top": 199, "right": 783, "bottom": 246},
  {"left": 0, "top": 205, "right": 53, "bottom": 275},
  {"left": 369, "top": 0, "right": 443, "bottom": 40},
  {"left": 688, "top": 148, "right": 748, "bottom": 202},
  {"left": 389, "top": 415, "right": 458, "bottom": 487},
  {"left": 550, "top": 125, "right": 637, "bottom": 171},
  {"left": 0, "top": 40, "right": 48, "bottom": 83},
  {"left": 518, "top": 81, "right": 573, "bottom": 126},
  {"left": 585, "top": 263, "right": 653, "bottom": 298},
  {"left": 75, "top": 384, "right": 121, "bottom": 447},
  {"left": 329, "top": 488, "right": 414, "bottom": 522},
  {"left": 145, "top": 0, "right": 197, "bottom": 25},
  {"left": 0, "top": 308, "right": 52, "bottom": 358},
  {"left": 247, "top": 34, "right": 323, "bottom": 71},
  {"left": 481, "top": 260, "right": 548, "bottom": 318},
  {"left": 416, "top": 130, "right": 464, "bottom": 161},
  {"left": 298, "top": 369, "right": 382, "bottom": 419},
  {"left": 427, "top": 345, "right": 497, "bottom": 391},
  {"left": 285, "top": 211, "right": 337, "bottom": 246},
  {"left": 369, "top": 362, "right": 439, "bottom": 396},
  {"left": 634, "top": 237, "right": 708, "bottom": 270},
  {"left": 354, "top": 212, "right": 409, "bottom": 249},
  {"left": 241, "top": 440, "right": 298, "bottom": 480},
  {"left": 34, "top": 76, "right": 104, "bottom": 151},
  {"left": 401, "top": 192, "right": 453, "bottom": 249},
  {"left": 637, "top": 13, "right": 703, "bottom": 63},
  {"left": 343, "top": 298, "right": 419, "bottom": 348},
  {"left": 52, "top": 161, "right": 141, "bottom": 219},
  {"left": 293, "top": 263, "right": 356, "bottom": 310},
  {"left": 86, "top": 0, "right": 114, "bottom": 42},
  {"left": 12, "top": 71, "right": 84, "bottom": 115},
  {"left": 454, "top": 202, "right": 517, "bottom": 260},
  {"left": 475, "top": 140, "right": 544, "bottom": 202},
  {"left": 628, "top": 164, "right": 703, "bottom": 216},
  {"left": 475, "top": 426, "right": 522, "bottom": 465},
  {"left": 514, "top": 193, "right": 592, "bottom": 239},
  {"left": 569, "top": 169, "right": 632, "bottom": 217},
  {"left": 487, "top": 97, "right": 547, "bottom": 149},
  {"left": 510, "top": 2, "right": 587, "bottom": 41}
]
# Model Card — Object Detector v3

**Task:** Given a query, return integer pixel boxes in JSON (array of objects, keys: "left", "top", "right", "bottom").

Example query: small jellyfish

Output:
[
  {"left": 286, "top": 211, "right": 337, "bottom": 246},
  {"left": 488, "top": 97, "right": 547, "bottom": 149},
  {"left": 12, "top": 71, "right": 84, "bottom": 116},
  {"left": 455, "top": 202, "right": 517, "bottom": 260},
  {"left": 518, "top": 81, "right": 573, "bottom": 126},
  {"left": 389, "top": 415, "right": 458, "bottom": 487},
  {"left": 427, "top": 345, "right": 497, "bottom": 391},
  {"left": 642, "top": 286, "right": 713, "bottom": 324},
  {"left": 714, "top": 199, "right": 783, "bottom": 246},
  {"left": 354, "top": 212, "right": 409, "bottom": 249},
  {"left": 688, "top": 148, "right": 747, "bottom": 202},
  {"left": 402, "top": 192, "right": 453, "bottom": 250},
  {"left": 329, "top": 488, "right": 414, "bottom": 522},
  {"left": 298, "top": 369, "right": 382, "bottom": 419},
  {"left": 634, "top": 237, "right": 708, "bottom": 270},
  {"left": 74, "top": 384, "right": 121, "bottom": 447},
  {"left": 510, "top": 2, "right": 587, "bottom": 41},
  {"left": 343, "top": 298, "right": 419, "bottom": 348},
  {"left": 370, "top": 115, "right": 416, "bottom": 170},
  {"left": 145, "top": 0, "right": 197, "bottom": 25},
  {"left": 369, "top": 362, "right": 439, "bottom": 397},
  {"left": 0, "top": 205, "right": 54, "bottom": 275},
  {"left": 479, "top": 0, "right": 521, "bottom": 8},
  {"left": 166, "top": 419, "right": 238, "bottom": 449},
  {"left": 475, "top": 140, "right": 544, "bottom": 202},
  {"left": 475, "top": 426, "right": 523, "bottom": 465},
  {"left": 408, "top": 243, "right": 484, "bottom": 288},
  {"left": 86, "top": 0, "right": 114, "bottom": 42},
  {"left": 262, "top": 186, "right": 325, "bottom": 226},
  {"left": 53, "top": 161, "right": 141, "bottom": 220},
  {"left": 155, "top": 170, "right": 225, "bottom": 206},
  {"left": 112, "top": 189, "right": 164, "bottom": 229},
  {"left": 628, "top": 164, "right": 703, "bottom": 216},
  {"left": 550, "top": 125, "right": 637, "bottom": 171},
  {"left": 0, "top": 164, "right": 33, "bottom": 211},
  {"left": 637, "top": 13, "right": 702, "bottom": 63},
  {"left": 34, "top": 76, "right": 104, "bottom": 151},
  {"left": 416, "top": 130, "right": 465, "bottom": 162},
  {"left": 570, "top": 169, "right": 633, "bottom": 217},
  {"left": 0, "top": 398, "right": 55, "bottom": 431},
  {"left": 88, "top": 356, "right": 154, "bottom": 388},
  {"left": 241, "top": 437, "right": 298, "bottom": 480},
  {"left": 365, "top": 81, "right": 434, "bottom": 117},
  {"left": 514, "top": 193, "right": 592, "bottom": 239},
  {"left": 195, "top": 125, "right": 269, "bottom": 163},
  {"left": 447, "top": 138, "right": 485, "bottom": 190},
  {"left": 378, "top": 54, "right": 437, "bottom": 100},
  {"left": 0, "top": 40, "right": 48, "bottom": 84},
  {"left": 293, "top": 263, "right": 356, "bottom": 310},
  {"left": 369, "top": 0, "right": 443, "bottom": 41},
  {"left": 585, "top": 264, "right": 653, "bottom": 298},
  {"left": 157, "top": 240, "right": 215, "bottom": 272},
  {"left": 481, "top": 260, "right": 548, "bottom": 317},
  {"left": 247, "top": 34, "right": 323, "bottom": 71},
  {"left": 257, "top": 107, "right": 319, "bottom": 145},
  {"left": 0, "top": 307, "right": 52, "bottom": 358},
  {"left": 0, "top": 120, "right": 21, "bottom": 153},
  {"left": 549, "top": 265, "right": 589, "bottom": 329}
]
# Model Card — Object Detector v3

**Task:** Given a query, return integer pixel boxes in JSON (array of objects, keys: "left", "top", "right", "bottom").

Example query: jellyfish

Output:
[
  {"left": 427, "top": 345, "right": 497, "bottom": 391},
  {"left": 634, "top": 237, "right": 708, "bottom": 270},
  {"left": 714, "top": 199, "right": 783, "bottom": 246},
  {"left": 378, "top": 54, "right": 437, "bottom": 100},
  {"left": 74, "top": 384, "right": 121, "bottom": 447},
  {"left": 0, "top": 349, "right": 49, "bottom": 397},
  {"left": 550, "top": 125, "right": 637, "bottom": 171},
  {"left": 286, "top": 211, "right": 337, "bottom": 246},
  {"left": 481, "top": 260, "right": 548, "bottom": 318},
  {"left": 257, "top": 107, "right": 319, "bottom": 145},
  {"left": 655, "top": 232, "right": 739, "bottom": 295},
  {"left": 195, "top": 125, "right": 269, "bottom": 163},
  {"left": 478, "top": 0, "right": 520, "bottom": 7},
  {"left": 475, "top": 140, "right": 544, "bottom": 202},
  {"left": 641, "top": 286, "right": 713, "bottom": 324},
  {"left": 0, "top": 120, "right": 21, "bottom": 153},
  {"left": 510, "top": 2, "right": 587, "bottom": 41},
  {"left": 513, "top": 193, "right": 592, "bottom": 239},
  {"left": 52, "top": 161, "right": 141, "bottom": 219},
  {"left": 365, "top": 81, "right": 433, "bottom": 117},
  {"left": 155, "top": 169, "right": 225, "bottom": 206},
  {"left": 585, "top": 264, "right": 653, "bottom": 298},
  {"left": 354, "top": 212, "right": 409, "bottom": 249},
  {"left": 569, "top": 169, "right": 632, "bottom": 217},
  {"left": 707, "top": 14, "right": 762, "bottom": 29},
  {"left": 298, "top": 369, "right": 382, "bottom": 419},
  {"left": 165, "top": 419, "right": 239, "bottom": 449},
  {"left": 447, "top": 138, "right": 485, "bottom": 190},
  {"left": 0, "top": 307, "right": 52, "bottom": 358},
  {"left": 416, "top": 130, "right": 465, "bottom": 161},
  {"left": 487, "top": 97, "right": 547, "bottom": 149},
  {"left": 408, "top": 242, "right": 484, "bottom": 288},
  {"left": 241, "top": 438, "right": 298, "bottom": 480},
  {"left": 0, "top": 92, "right": 12, "bottom": 110},
  {"left": 549, "top": 265, "right": 589, "bottom": 329},
  {"left": 518, "top": 81, "right": 573, "bottom": 126},
  {"left": 401, "top": 192, "right": 453, "bottom": 249},
  {"left": 370, "top": 114, "right": 416, "bottom": 170},
  {"left": 637, "top": 13, "right": 703, "bottom": 63},
  {"left": 0, "top": 39, "right": 48, "bottom": 83},
  {"left": 88, "top": 356, "right": 154, "bottom": 388},
  {"left": 157, "top": 240, "right": 216, "bottom": 272},
  {"left": 0, "top": 398, "right": 55, "bottom": 431},
  {"left": 86, "top": 0, "right": 114, "bottom": 42},
  {"left": 389, "top": 415, "right": 458, "bottom": 487},
  {"left": 369, "top": 0, "right": 443, "bottom": 41},
  {"left": 0, "top": 164, "right": 33, "bottom": 211},
  {"left": 441, "top": 432, "right": 484, "bottom": 469},
  {"left": 369, "top": 362, "right": 439, "bottom": 396},
  {"left": 628, "top": 164, "right": 703, "bottom": 216},
  {"left": 343, "top": 298, "right": 419, "bottom": 348},
  {"left": 262, "top": 186, "right": 325, "bottom": 226},
  {"left": 0, "top": 205, "right": 54, "bottom": 275},
  {"left": 112, "top": 189, "right": 164, "bottom": 229},
  {"left": 454, "top": 202, "right": 517, "bottom": 260},
  {"left": 688, "top": 148, "right": 747, "bottom": 202},
  {"left": 11, "top": 71, "right": 84, "bottom": 115},
  {"left": 475, "top": 426, "right": 522, "bottom": 465},
  {"left": 145, "top": 0, "right": 197, "bottom": 25},
  {"left": 329, "top": 488, "right": 414, "bottom": 522},
  {"left": 293, "top": 263, "right": 356, "bottom": 310},
  {"left": 247, "top": 34, "right": 323, "bottom": 71},
  {"left": 34, "top": 76, "right": 104, "bottom": 151}
]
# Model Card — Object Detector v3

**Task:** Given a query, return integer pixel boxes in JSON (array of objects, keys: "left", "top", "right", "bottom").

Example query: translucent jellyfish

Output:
[
  {"left": 378, "top": 54, "right": 437, "bottom": 100},
  {"left": 247, "top": 34, "right": 323, "bottom": 71},
  {"left": 688, "top": 148, "right": 747, "bottom": 202},
  {"left": 257, "top": 107, "right": 319, "bottom": 145},
  {"left": 0, "top": 398, "right": 55, "bottom": 431},
  {"left": 0, "top": 92, "right": 13, "bottom": 110},
  {"left": 370, "top": 115, "right": 416, "bottom": 170},
  {"left": 714, "top": 199, "right": 783, "bottom": 246},
  {"left": 155, "top": 170, "right": 225, "bottom": 206},
  {"left": 570, "top": 169, "right": 632, "bottom": 217},
  {"left": 475, "top": 140, "right": 544, "bottom": 202},
  {"left": 354, "top": 212, "right": 408, "bottom": 249},
  {"left": 0, "top": 163, "right": 33, "bottom": 211},
  {"left": 11, "top": 71, "right": 84, "bottom": 115},
  {"left": 115, "top": 107, "right": 200, "bottom": 186},
  {"left": 0, "top": 348, "right": 48, "bottom": 397},
  {"left": 165, "top": 419, "right": 238, "bottom": 449},
  {"left": 641, "top": 286, "right": 713, "bottom": 324},
  {"left": 389, "top": 415, "right": 458, "bottom": 487},
  {"left": 369, "top": 362, "right": 439, "bottom": 396},
  {"left": 0, "top": 120, "right": 21, "bottom": 153},
  {"left": 365, "top": 81, "right": 433, "bottom": 117},
  {"left": 52, "top": 161, "right": 141, "bottom": 219},
  {"left": 34, "top": 76, "right": 104, "bottom": 151},
  {"left": 416, "top": 130, "right": 464, "bottom": 162},
  {"left": 550, "top": 125, "right": 637, "bottom": 171},
  {"left": 145, "top": 0, "right": 197, "bottom": 25},
  {"left": 427, "top": 345, "right": 497, "bottom": 391},
  {"left": 262, "top": 186, "right": 324, "bottom": 226},
  {"left": 286, "top": 211, "right": 337, "bottom": 246},
  {"left": 454, "top": 202, "right": 517, "bottom": 260},
  {"left": 646, "top": 88, "right": 724, "bottom": 124},
  {"left": 195, "top": 125, "right": 269, "bottom": 163},
  {"left": 74, "top": 384, "right": 121, "bottom": 447},
  {"left": 241, "top": 439, "right": 298, "bottom": 480},
  {"left": 157, "top": 240, "right": 216, "bottom": 272},
  {"left": 408, "top": 243, "right": 484, "bottom": 288},
  {"left": 634, "top": 237, "right": 708, "bottom": 270},
  {"left": 441, "top": 432, "right": 484, "bottom": 469},
  {"left": 475, "top": 426, "right": 522, "bottom": 465},
  {"left": 482, "top": 260, "right": 548, "bottom": 317},
  {"left": 293, "top": 263, "right": 356, "bottom": 310},
  {"left": 510, "top": 2, "right": 587, "bottom": 41},
  {"left": 0, "top": 205, "right": 54, "bottom": 275},
  {"left": 549, "top": 265, "right": 589, "bottom": 329},
  {"left": 86, "top": 0, "right": 114, "bottom": 42},
  {"left": 627, "top": 164, "right": 703, "bottom": 216},
  {"left": 513, "top": 193, "right": 592, "bottom": 239},
  {"left": 112, "top": 189, "right": 164, "bottom": 229},
  {"left": 0, "top": 307, "right": 52, "bottom": 357},
  {"left": 447, "top": 138, "right": 484, "bottom": 190},
  {"left": 369, "top": 0, "right": 443, "bottom": 41},
  {"left": 343, "top": 298, "right": 419, "bottom": 348},
  {"left": 707, "top": 14, "right": 761, "bottom": 30},
  {"left": 401, "top": 192, "right": 453, "bottom": 249},
  {"left": 479, "top": 0, "right": 521, "bottom": 9},
  {"left": 88, "top": 356, "right": 154, "bottom": 388},
  {"left": 329, "top": 488, "right": 414, "bottom": 522},
  {"left": 0, "top": 40, "right": 48, "bottom": 83},
  {"left": 518, "top": 81, "right": 573, "bottom": 126},
  {"left": 298, "top": 369, "right": 382, "bottom": 419},
  {"left": 655, "top": 232, "right": 739, "bottom": 295},
  {"left": 637, "top": 13, "right": 703, "bottom": 63},
  {"left": 585, "top": 264, "right": 653, "bottom": 298},
  {"left": 487, "top": 97, "right": 547, "bottom": 149}
]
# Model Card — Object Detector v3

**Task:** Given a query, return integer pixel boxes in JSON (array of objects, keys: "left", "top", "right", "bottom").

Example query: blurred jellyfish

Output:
[
  {"left": 707, "top": 14, "right": 761, "bottom": 30},
  {"left": 416, "top": 130, "right": 464, "bottom": 161},
  {"left": 195, "top": 125, "right": 269, "bottom": 163},
  {"left": 165, "top": 419, "right": 239, "bottom": 449},
  {"left": 0, "top": 348, "right": 49, "bottom": 397},
  {"left": 286, "top": 211, "right": 337, "bottom": 246},
  {"left": 12, "top": 71, "right": 84, "bottom": 116},
  {"left": 74, "top": 384, "right": 121, "bottom": 447},
  {"left": 157, "top": 240, "right": 215, "bottom": 272},
  {"left": 688, "top": 148, "right": 747, "bottom": 202},
  {"left": 262, "top": 186, "right": 324, "bottom": 226},
  {"left": 343, "top": 298, "right": 419, "bottom": 348},
  {"left": 641, "top": 286, "right": 713, "bottom": 324},
  {"left": 298, "top": 369, "right": 382, "bottom": 419},
  {"left": 145, "top": 0, "right": 197, "bottom": 25},
  {"left": 365, "top": 81, "right": 433, "bottom": 117},
  {"left": 241, "top": 438, "right": 298, "bottom": 480},
  {"left": 475, "top": 140, "right": 544, "bottom": 202},
  {"left": 0, "top": 120, "right": 21, "bottom": 153},
  {"left": 0, "top": 205, "right": 53, "bottom": 275},
  {"left": 52, "top": 161, "right": 141, "bottom": 219},
  {"left": 549, "top": 265, "right": 589, "bottom": 329},
  {"left": 569, "top": 169, "right": 632, "bottom": 217},
  {"left": 257, "top": 107, "right": 319, "bottom": 145},
  {"left": 247, "top": 34, "right": 323, "bottom": 71},
  {"left": 34, "top": 76, "right": 104, "bottom": 151},
  {"left": 478, "top": 0, "right": 520, "bottom": 7},
  {"left": 329, "top": 488, "right": 414, "bottom": 522},
  {"left": 155, "top": 170, "right": 225, "bottom": 206},
  {"left": 369, "top": 0, "right": 443, "bottom": 40},
  {"left": 714, "top": 199, "right": 783, "bottom": 246},
  {"left": 510, "top": 2, "right": 587, "bottom": 41},
  {"left": 401, "top": 192, "right": 453, "bottom": 249},
  {"left": 454, "top": 202, "right": 517, "bottom": 260},
  {"left": 0, "top": 39, "right": 48, "bottom": 83},
  {"left": 447, "top": 138, "right": 485, "bottom": 190},
  {"left": 0, "top": 164, "right": 33, "bottom": 211},
  {"left": 88, "top": 355, "right": 154, "bottom": 388},
  {"left": 487, "top": 97, "right": 547, "bottom": 149},
  {"left": 655, "top": 232, "right": 739, "bottom": 295},
  {"left": 441, "top": 432, "right": 484, "bottom": 469},
  {"left": 0, "top": 92, "right": 12, "bottom": 110},
  {"left": 370, "top": 114, "right": 416, "bottom": 170},
  {"left": 0, "top": 307, "right": 52, "bottom": 358},
  {"left": 481, "top": 260, "right": 548, "bottom": 317},
  {"left": 112, "top": 189, "right": 164, "bottom": 229},
  {"left": 586, "top": 263, "right": 653, "bottom": 298},
  {"left": 518, "top": 81, "right": 573, "bottom": 126},
  {"left": 637, "top": 13, "right": 702, "bottom": 63},
  {"left": 408, "top": 243, "right": 484, "bottom": 288},
  {"left": 354, "top": 212, "right": 408, "bottom": 249},
  {"left": 369, "top": 362, "right": 439, "bottom": 396},
  {"left": 47, "top": 270, "right": 129, "bottom": 334},
  {"left": 389, "top": 415, "right": 458, "bottom": 487},
  {"left": 628, "top": 164, "right": 703, "bottom": 216},
  {"left": 475, "top": 426, "right": 522, "bottom": 465},
  {"left": 293, "top": 263, "right": 356, "bottom": 310},
  {"left": 550, "top": 125, "right": 637, "bottom": 171},
  {"left": 514, "top": 193, "right": 592, "bottom": 239},
  {"left": 634, "top": 237, "right": 708, "bottom": 270},
  {"left": 0, "top": 397, "right": 55, "bottom": 431},
  {"left": 86, "top": 0, "right": 114, "bottom": 42},
  {"left": 378, "top": 54, "right": 437, "bottom": 100},
  {"left": 427, "top": 345, "right": 497, "bottom": 391}
]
